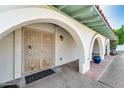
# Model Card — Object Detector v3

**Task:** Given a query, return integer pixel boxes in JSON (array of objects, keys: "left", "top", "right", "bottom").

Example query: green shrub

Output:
[{"left": 110, "top": 39, "right": 118, "bottom": 51}]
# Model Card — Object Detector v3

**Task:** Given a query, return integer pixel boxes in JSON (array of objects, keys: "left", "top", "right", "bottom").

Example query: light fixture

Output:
[{"left": 60, "top": 35, "right": 64, "bottom": 41}]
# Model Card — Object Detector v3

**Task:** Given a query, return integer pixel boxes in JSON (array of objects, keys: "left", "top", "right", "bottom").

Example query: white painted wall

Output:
[
  {"left": 55, "top": 26, "right": 79, "bottom": 66},
  {"left": 0, "top": 32, "right": 14, "bottom": 83},
  {"left": 0, "top": 5, "right": 48, "bottom": 13},
  {"left": 117, "top": 45, "right": 124, "bottom": 51}
]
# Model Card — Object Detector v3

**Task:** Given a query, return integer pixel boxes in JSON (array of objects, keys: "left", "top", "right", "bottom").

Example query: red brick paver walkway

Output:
[{"left": 84, "top": 55, "right": 116, "bottom": 80}]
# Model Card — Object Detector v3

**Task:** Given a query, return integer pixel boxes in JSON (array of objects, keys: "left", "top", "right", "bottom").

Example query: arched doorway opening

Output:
[
  {"left": 92, "top": 39, "right": 100, "bottom": 60},
  {"left": 21, "top": 23, "right": 81, "bottom": 75},
  {"left": 89, "top": 35, "right": 104, "bottom": 62},
  {"left": 0, "top": 7, "right": 86, "bottom": 81}
]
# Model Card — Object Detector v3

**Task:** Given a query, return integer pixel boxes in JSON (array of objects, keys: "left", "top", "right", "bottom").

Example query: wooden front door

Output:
[
  {"left": 22, "top": 27, "right": 54, "bottom": 74},
  {"left": 42, "top": 31, "right": 55, "bottom": 69}
]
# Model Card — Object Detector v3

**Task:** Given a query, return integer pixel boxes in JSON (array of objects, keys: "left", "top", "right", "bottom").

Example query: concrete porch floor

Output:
[
  {"left": 2, "top": 54, "right": 124, "bottom": 88},
  {"left": 26, "top": 61, "right": 108, "bottom": 88},
  {"left": 84, "top": 55, "right": 116, "bottom": 80},
  {"left": 1, "top": 58, "right": 117, "bottom": 88}
]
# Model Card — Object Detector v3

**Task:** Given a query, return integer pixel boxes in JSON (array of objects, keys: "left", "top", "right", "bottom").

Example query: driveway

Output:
[{"left": 98, "top": 52, "right": 124, "bottom": 88}]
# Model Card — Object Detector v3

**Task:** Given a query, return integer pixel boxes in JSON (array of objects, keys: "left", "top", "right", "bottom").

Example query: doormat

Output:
[
  {"left": 25, "top": 69, "right": 55, "bottom": 84},
  {"left": 1, "top": 84, "right": 19, "bottom": 88}
]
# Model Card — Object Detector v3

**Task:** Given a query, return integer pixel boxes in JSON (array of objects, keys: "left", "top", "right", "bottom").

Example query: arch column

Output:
[
  {"left": 79, "top": 59, "right": 90, "bottom": 73},
  {"left": 105, "top": 39, "right": 110, "bottom": 56},
  {"left": 100, "top": 54, "right": 105, "bottom": 60},
  {"left": 78, "top": 44, "right": 90, "bottom": 73}
]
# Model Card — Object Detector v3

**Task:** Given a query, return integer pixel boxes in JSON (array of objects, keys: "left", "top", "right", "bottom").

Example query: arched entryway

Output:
[
  {"left": 20, "top": 23, "right": 81, "bottom": 75},
  {"left": 92, "top": 39, "right": 100, "bottom": 59},
  {"left": 85, "top": 36, "right": 111, "bottom": 80},
  {"left": 0, "top": 7, "right": 86, "bottom": 80},
  {"left": 89, "top": 35, "right": 104, "bottom": 62}
]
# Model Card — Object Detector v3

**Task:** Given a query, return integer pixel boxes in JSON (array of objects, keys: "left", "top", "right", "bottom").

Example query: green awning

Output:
[{"left": 51, "top": 5, "right": 116, "bottom": 40}]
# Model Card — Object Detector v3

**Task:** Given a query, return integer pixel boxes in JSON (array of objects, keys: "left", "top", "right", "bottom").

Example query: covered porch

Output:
[{"left": 0, "top": 5, "right": 116, "bottom": 86}]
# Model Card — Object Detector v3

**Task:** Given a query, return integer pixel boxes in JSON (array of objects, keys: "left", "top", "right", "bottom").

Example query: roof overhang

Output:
[{"left": 50, "top": 5, "right": 116, "bottom": 40}]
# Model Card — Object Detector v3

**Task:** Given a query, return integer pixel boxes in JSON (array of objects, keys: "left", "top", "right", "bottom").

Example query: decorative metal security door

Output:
[{"left": 22, "top": 27, "right": 54, "bottom": 74}]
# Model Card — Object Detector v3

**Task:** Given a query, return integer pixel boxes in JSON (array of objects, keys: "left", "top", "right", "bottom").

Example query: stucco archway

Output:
[
  {"left": 89, "top": 34, "right": 105, "bottom": 61},
  {"left": 104, "top": 39, "right": 110, "bottom": 55},
  {"left": 0, "top": 7, "right": 86, "bottom": 74}
]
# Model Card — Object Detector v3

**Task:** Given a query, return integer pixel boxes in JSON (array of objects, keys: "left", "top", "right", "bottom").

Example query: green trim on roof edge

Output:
[{"left": 49, "top": 5, "right": 116, "bottom": 40}]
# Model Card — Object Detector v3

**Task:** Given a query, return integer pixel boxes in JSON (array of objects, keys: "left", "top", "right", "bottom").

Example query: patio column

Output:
[
  {"left": 100, "top": 46, "right": 105, "bottom": 60},
  {"left": 100, "top": 54, "right": 104, "bottom": 60},
  {"left": 79, "top": 59, "right": 90, "bottom": 74},
  {"left": 106, "top": 40, "right": 110, "bottom": 55},
  {"left": 14, "top": 28, "right": 22, "bottom": 79}
]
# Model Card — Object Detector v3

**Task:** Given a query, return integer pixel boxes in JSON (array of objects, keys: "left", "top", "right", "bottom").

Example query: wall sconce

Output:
[{"left": 60, "top": 35, "right": 64, "bottom": 41}]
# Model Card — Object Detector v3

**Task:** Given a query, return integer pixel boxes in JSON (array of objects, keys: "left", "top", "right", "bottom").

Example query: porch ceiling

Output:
[{"left": 51, "top": 5, "right": 116, "bottom": 40}]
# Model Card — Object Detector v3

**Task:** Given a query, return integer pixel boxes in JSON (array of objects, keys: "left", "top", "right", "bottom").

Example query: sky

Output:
[{"left": 100, "top": 5, "right": 124, "bottom": 29}]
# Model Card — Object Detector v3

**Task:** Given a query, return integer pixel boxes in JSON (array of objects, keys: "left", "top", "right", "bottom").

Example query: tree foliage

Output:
[{"left": 113, "top": 25, "right": 124, "bottom": 45}]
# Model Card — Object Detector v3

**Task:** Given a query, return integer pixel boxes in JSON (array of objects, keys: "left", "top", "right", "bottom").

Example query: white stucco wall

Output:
[
  {"left": 55, "top": 26, "right": 79, "bottom": 66},
  {"left": 117, "top": 45, "right": 124, "bottom": 51},
  {"left": 0, "top": 32, "right": 14, "bottom": 83}
]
